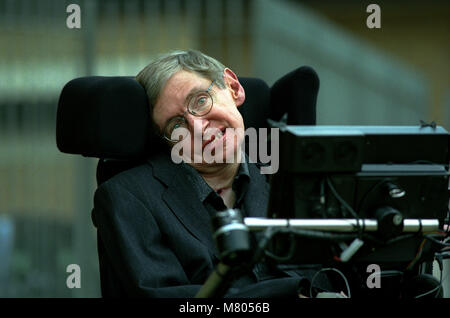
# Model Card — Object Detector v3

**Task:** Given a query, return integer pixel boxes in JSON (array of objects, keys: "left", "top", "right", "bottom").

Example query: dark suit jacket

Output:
[{"left": 92, "top": 151, "right": 308, "bottom": 298}]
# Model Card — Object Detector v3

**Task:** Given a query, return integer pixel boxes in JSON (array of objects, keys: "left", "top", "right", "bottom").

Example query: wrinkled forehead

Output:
[{"left": 152, "top": 70, "right": 211, "bottom": 127}]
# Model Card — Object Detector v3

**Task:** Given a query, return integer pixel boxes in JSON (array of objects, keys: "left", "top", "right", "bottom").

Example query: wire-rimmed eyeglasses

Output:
[{"left": 162, "top": 80, "right": 215, "bottom": 143}]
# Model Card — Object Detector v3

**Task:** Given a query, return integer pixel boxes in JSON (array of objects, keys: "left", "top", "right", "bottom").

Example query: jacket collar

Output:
[
  {"left": 146, "top": 151, "right": 271, "bottom": 259},
  {"left": 147, "top": 152, "right": 219, "bottom": 258}
]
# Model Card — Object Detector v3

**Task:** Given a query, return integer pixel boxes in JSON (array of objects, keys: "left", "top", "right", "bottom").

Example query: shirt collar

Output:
[{"left": 180, "top": 156, "right": 251, "bottom": 203}]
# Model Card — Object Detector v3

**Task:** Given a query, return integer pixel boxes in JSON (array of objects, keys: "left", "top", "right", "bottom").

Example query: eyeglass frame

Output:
[{"left": 161, "top": 80, "right": 216, "bottom": 143}]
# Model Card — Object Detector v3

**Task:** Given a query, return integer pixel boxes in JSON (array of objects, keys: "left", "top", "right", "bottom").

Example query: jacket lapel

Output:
[
  {"left": 148, "top": 153, "right": 219, "bottom": 258},
  {"left": 147, "top": 152, "right": 271, "bottom": 259},
  {"left": 244, "top": 163, "right": 271, "bottom": 218}
]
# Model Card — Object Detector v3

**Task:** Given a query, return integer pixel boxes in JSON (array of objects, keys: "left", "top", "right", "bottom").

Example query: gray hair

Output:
[{"left": 136, "top": 50, "right": 227, "bottom": 116}]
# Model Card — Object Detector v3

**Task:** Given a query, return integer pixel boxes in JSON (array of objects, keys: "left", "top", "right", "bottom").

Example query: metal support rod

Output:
[
  {"left": 243, "top": 218, "right": 440, "bottom": 233},
  {"left": 195, "top": 262, "right": 231, "bottom": 298}
]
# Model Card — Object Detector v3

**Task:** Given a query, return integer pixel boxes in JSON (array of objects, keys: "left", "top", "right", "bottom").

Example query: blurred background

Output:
[{"left": 0, "top": 0, "right": 448, "bottom": 297}]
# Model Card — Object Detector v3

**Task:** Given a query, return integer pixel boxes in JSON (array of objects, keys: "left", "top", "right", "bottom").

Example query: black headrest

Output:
[
  {"left": 56, "top": 77, "right": 150, "bottom": 159},
  {"left": 270, "top": 66, "right": 318, "bottom": 125},
  {"left": 56, "top": 76, "right": 271, "bottom": 159}
]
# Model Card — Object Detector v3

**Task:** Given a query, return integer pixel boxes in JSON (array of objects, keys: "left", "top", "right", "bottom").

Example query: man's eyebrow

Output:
[{"left": 184, "top": 85, "right": 205, "bottom": 105}]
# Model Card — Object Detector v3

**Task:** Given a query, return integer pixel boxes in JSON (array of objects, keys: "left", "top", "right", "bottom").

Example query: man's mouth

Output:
[{"left": 202, "top": 128, "right": 226, "bottom": 150}]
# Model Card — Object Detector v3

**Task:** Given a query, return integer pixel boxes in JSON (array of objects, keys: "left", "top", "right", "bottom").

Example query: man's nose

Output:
[{"left": 185, "top": 114, "right": 208, "bottom": 135}]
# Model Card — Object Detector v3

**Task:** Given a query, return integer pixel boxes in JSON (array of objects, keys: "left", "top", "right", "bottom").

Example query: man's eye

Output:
[
  {"left": 172, "top": 121, "right": 186, "bottom": 130},
  {"left": 197, "top": 97, "right": 207, "bottom": 107},
  {"left": 167, "top": 119, "right": 185, "bottom": 132}
]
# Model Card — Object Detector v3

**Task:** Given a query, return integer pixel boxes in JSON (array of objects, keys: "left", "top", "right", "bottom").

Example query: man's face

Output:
[{"left": 152, "top": 70, "right": 246, "bottom": 167}]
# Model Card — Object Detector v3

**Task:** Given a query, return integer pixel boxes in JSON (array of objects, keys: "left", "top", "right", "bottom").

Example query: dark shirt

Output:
[{"left": 180, "top": 157, "right": 251, "bottom": 218}]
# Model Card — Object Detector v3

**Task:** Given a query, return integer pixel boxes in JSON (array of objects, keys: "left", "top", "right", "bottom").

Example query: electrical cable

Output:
[
  {"left": 258, "top": 226, "right": 358, "bottom": 263},
  {"left": 424, "top": 234, "right": 450, "bottom": 247},
  {"left": 356, "top": 178, "right": 391, "bottom": 216},
  {"left": 309, "top": 267, "right": 351, "bottom": 298},
  {"left": 263, "top": 229, "right": 298, "bottom": 263},
  {"left": 414, "top": 258, "right": 443, "bottom": 298},
  {"left": 406, "top": 239, "right": 427, "bottom": 270},
  {"left": 325, "top": 177, "right": 362, "bottom": 235}
]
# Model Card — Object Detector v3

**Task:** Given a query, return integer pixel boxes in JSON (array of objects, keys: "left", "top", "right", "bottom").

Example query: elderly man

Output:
[{"left": 92, "top": 50, "right": 330, "bottom": 297}]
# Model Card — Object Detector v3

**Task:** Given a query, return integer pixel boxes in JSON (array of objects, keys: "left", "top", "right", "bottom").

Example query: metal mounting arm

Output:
[{"left": 243, "top": 218, "right": 440, "bottom": 233}]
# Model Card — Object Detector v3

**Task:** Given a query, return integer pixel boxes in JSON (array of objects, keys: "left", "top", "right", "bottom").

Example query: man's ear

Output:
[{"left": 223, "top": 68, "right": 245, "bottom": 107}]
